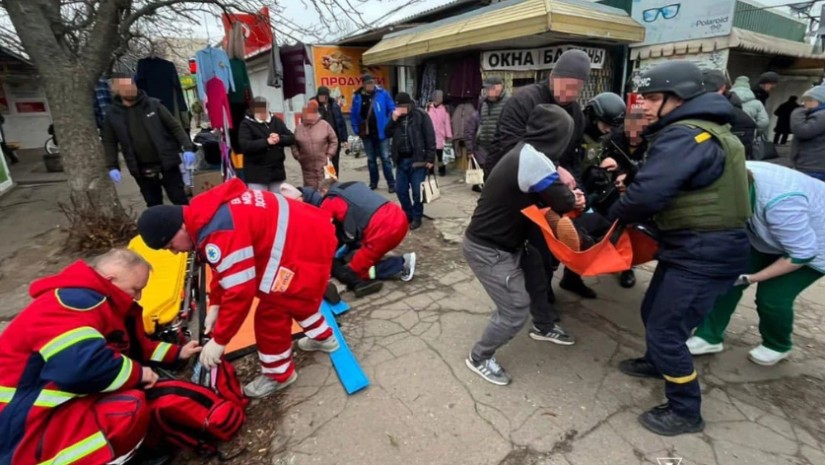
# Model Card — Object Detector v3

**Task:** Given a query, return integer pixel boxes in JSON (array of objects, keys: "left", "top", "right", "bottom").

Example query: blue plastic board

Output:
[
  {"left": 327, "top": 298, "right": 350, "bottom": 316},
  {"left": 319, "top": 303, "right": 369, "bottom": 395}
]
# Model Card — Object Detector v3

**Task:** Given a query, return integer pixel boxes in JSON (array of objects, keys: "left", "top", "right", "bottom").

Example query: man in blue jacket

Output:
[
  {"left": 351, "top": 74, "right": 396, "bottom": 193},
  {"left": 609, "top": 61, "right": 751, "bottom": 436}
]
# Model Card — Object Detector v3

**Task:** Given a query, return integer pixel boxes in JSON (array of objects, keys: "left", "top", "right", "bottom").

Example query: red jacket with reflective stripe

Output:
[
  {"left": 184, "top": 179, "right": 337, "bottom": 345},
  {"left": 0, "top": 261, "right": 176, "bottom": 464}
]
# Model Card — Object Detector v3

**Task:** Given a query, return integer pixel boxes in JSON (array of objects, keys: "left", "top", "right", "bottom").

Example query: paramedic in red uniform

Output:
[
  {"left": 295, "top": 179, "right": 416, "bottom": 294},
  {"left": 137, "top": 178, "right": 340, "bottom": 399},
  {"left": 0, "top": 248, "right": 201, "bottom": 465}
]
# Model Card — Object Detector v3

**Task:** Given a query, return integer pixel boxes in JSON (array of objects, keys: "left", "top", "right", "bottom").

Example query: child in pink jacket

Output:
[{"left": 427, "top": 90, "right": 452, "bottom": 176}]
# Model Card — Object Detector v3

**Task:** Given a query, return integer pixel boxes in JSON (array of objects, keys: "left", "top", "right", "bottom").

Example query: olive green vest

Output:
[
  {"left": 654, "top": 119, "right": 752, "bottom": 232},
  {"left": 580, "top": 134, "right": 603, "bottom": 170}
]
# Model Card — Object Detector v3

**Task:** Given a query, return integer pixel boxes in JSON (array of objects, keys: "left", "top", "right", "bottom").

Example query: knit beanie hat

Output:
[
  {"left": 137, "top": 205, "right": 184, "bottom": 250},
  {"left": 395, "top": 92, "right": 413, "bottom": 105},
  {"left": 732, "top": 76, "right": 750, "bottom": 89},
  {"left": 802, "top": 85, "right": 825, "bottom": 104},
  {"left": 304, "top": 99, "right": 319, "bottom": 114},
  {"left": 523, "top": 104, "right": 574, "bottom": 163},
  {"left": 758, "top": 72, "right": 780, "bottom": 85},
  {"left": 702, "top": 69, "right": 727, "bottom": 93},
  {"left": 317, "top": 86, "right": 331, "bottom": 96},
  {"left": 550, "top": 50, "right": 591, "bottom": 81},
  {"left": 483, "top": 76, "right": 503, "bottom": 88},
  {"left": 362, "top": 74, "right": 374, "bottom": 85}
]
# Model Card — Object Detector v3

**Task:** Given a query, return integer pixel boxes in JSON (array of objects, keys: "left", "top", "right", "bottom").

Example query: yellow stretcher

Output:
[{"left": 128, "top": 236, "right": 193, "bottom": 336}]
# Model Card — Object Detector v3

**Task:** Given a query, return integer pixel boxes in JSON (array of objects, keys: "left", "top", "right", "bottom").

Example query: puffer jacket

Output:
[
  {"left": 790, "top": 105, "right": 825, "bottom": 173},
  {"left": 731, "top": 84, "right": 770, "bottom": 134},
  {"left": 292, "top": 118, "right": 338, "bottom": 189},
  {"left": 238, "top": 112, "right": 295, "bottom": 184},
  {"left": 427, "top": 103, "right": 453, "bottom": 149}
]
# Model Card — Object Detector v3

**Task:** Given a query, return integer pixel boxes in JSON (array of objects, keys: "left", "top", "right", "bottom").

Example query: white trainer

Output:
[
  {"left": 686, "top": 336, "right": 724, "bottom": 355},
  {"left": 243, "top": 372, "right": 298, "bottom": 398},
  {"left": 748, "top": 344, "right": 790, "bottom": 366},
  {"left": 401, "top": 252, "right": 416, "bottom": 282},
  {"left": 297, "top": 335, "right": 340, "bottom": 353}
]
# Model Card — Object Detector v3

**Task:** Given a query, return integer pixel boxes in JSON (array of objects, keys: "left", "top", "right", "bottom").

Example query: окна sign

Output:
[{"left": 481, "top": 45, "right": 606, "bottom": 71}]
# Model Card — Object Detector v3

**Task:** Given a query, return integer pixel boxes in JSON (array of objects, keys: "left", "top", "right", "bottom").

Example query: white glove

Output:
[
  {"left": 204, "top": 305, "right": 219, "bottom": 335},
  {"left": 733, "top": 274, "right": 751, "bottom": 287},
  {"left": 199, "top": 339, "right": 225, "bottom": 369}
]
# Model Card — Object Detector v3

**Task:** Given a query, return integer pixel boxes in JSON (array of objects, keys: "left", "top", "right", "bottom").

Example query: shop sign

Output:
[
  {"left": 481, "top": 45, "right": 606, "bottom": 71},
  {"left": 312, "top": 46, "right": 390, "bottom": 113},
  {"left": 632, "top": 0, "right": 736, "bottom": 46},
  {"left": 630, "top": 50, "right": 730, "bottom": 91}
]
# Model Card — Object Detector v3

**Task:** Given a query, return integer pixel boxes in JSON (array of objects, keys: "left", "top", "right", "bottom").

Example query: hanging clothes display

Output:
[
  {"left": 228, "top": 58, "right": 252, "bottom": 152},
  {"left": 205, "top": 77, "right": 232, "bottom": 131},
  {"left": 419, "top": 62, "right": 437, "bottom": 108},
  {"left": 195, "top": 46, "right": 235, "bottom": 102},
  {"left": 448, "top": 55, "right": 482, "bottom": 100},
  {"left": 267, "top": 40, "right": 283, "bottom": 88},
  {"left": 226, "top": 21, "right": 245, "bottom": 60},
  {"left": 135, "top": 57, "right": 189, "bottom": 127},
  {"left": 280, "top": 43, "right": 310, "bottom": 99}
]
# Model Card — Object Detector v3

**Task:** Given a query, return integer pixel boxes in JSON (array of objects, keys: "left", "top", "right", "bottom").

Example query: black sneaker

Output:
[
  {"left": 559, "top": 272, "right": 597, "bottom": 299},
  {"left": 618, "top": 357, "right": 663, "bottom": 379},
  {"left": 620, "top": 269, "right": 636, "bottom": 288},
  {"left": 465, "top": 352, "right": 511, "bottom": 386},
  {"left": 352, "top": 280, "right": 383, "bottom": 298},
  {"left": 471, "top": 185, "right": 482, "bottom": 193},
  {"left": 369, "top": 185, "right": 377, "bottom": 190},
  {"left": 388, "top": 186, "right": 396, "bottom": 194},
  {"left": 410, "top": 219, "right": 422, "bottom": 231},
  {"left": 639, "top": 403, "right": 705, "bottom": 436},
  {"left": 529, "top": 324, "right": 575, "bottom": 346},
  {"left": 438, "top": 166, "right": 446, "bottom": 176}
]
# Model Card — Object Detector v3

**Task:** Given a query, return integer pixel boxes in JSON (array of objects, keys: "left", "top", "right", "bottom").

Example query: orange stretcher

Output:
[{"left": 522, "top": 205, "right": 658, "bottom": 277}]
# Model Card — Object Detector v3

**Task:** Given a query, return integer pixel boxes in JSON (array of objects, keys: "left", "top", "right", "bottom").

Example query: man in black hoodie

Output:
[
  {"left": 464, "top": 105, "right": 577, "bottom": 386},
  {"left": 702, "top": 69, "right": 756, "bottom": 159},
  {"left": 103, "top": 74, "right": 195, "bottom": 207},
  {"left": 752, "top": 71, "right": 779, "bottom": 106},
  {"left": 609, "top": 61, "right": 751, "bottom": 436}
]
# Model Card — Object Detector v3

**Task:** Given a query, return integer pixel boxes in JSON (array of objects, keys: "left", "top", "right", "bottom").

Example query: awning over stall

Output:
[{"left": 362, "top": 0, "right": 645, "bottom": 65}]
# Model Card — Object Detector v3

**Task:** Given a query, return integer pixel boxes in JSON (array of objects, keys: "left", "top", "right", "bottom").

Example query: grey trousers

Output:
[
  {"left": 248, "top": 181, "right": 283, "bottom": 193},
  {"left": 464, "top": 237, "right": 532, "bottom": 361}
]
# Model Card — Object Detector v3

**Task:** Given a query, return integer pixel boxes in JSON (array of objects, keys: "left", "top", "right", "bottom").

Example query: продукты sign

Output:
[{"left": 481, "top": 45, "right": 606, "bottom": 72}]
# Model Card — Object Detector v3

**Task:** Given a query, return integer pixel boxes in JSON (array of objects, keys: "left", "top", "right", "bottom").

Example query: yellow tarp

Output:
[{"left": 128, "top": 236, "right": 189, "bottom": 335}]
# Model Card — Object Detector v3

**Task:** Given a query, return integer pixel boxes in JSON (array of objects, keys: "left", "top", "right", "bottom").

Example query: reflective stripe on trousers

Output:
[{"left": 259, "top": 193, "right": 291, "bottom": 294}]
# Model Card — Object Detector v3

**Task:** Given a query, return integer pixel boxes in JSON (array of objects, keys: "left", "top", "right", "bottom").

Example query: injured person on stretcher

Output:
[{"left": 0, "top": 249, "right": 204, "bottom": 465}]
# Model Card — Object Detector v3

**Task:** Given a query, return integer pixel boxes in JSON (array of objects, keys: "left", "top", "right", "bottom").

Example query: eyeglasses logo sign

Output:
[{"left": 643, "top": 3, "right": 681, "bottom": 23}]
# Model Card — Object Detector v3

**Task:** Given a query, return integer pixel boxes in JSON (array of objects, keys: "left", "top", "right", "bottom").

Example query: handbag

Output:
[
  {"left": 324, "top": 159, "right": 337, "bottom": 180},
  {"left": 442, "top": 145, "right": 456, "bottom": 164},
  {"left": 465, "top": 155, "right": 484, "bottom": 186},
  {"left": 753, "top": 135, "right": 779, "bottom": 161},
  {"left": 421, "top": 174, "right": 441, "bottom": 203}
]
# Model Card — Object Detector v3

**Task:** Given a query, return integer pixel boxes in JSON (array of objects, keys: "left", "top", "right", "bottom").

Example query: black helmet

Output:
[
  {"left": 586, "top": 92, "right": 627, "bottom": 127},
  {"left": 637, "top": 61, "right": 705, "bottom": 100}
]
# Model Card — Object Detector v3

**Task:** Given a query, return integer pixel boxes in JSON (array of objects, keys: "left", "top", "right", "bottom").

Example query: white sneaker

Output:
[
  {"left": 297, "top": 335, "right": 340, "bottom": 353},
  {"left": 243, "top": 372, "right": 298, "bottom": 398},
  {"left": 748, "top": 345, "right": 790, "bottom": 366},
  {"left": 401, "top": 252, "right": 416, "bottom": 282},
  {"left": 686, "top": 336, "right": 724, "bottom": 355}
]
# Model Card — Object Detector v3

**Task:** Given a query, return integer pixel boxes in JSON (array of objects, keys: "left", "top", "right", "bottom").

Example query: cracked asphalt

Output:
[{"left": 268, "top": 156, "right": 825, "bottom": 465}]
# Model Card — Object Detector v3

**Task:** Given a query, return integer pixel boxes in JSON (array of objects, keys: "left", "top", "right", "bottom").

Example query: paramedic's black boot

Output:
[
  {"left": 619, "top": 357, "right": 663, "bottom": 379},
  {"left": 559, "top": 269, "right": 597, "bottom": 299},
  {"left": 334, "top": 264, "right": 382, "bottom": 298},
  {"left": 324, "top": 281, "right": 342, "bottom": 304},
  {"left": 620, "top": 269, "right": 636, "bottom": 288},
  {"left": 639, "top": 404, "right": 705, "bottom": 436}
]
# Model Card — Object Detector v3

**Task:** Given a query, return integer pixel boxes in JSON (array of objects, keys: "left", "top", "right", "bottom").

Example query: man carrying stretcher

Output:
[{"left": 137, "top": 178, "right": 340, "bottom": 399}]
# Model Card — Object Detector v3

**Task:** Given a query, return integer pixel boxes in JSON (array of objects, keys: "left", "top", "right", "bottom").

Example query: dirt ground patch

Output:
[{"left": 750, "top": 375, "right": 825, "bottom": 442}]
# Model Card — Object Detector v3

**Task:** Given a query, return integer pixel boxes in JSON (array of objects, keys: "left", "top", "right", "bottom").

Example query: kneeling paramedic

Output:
[
  {"left": 608, "top": 61, "right": 751, "bottom": 436},
  {"left": 137, "top": 178, "right": 340, "bottom": 399},
  {"left": 297, "top": 179, "right": 416, "bottom": 293},
  {"left": 0, "top": 249, "right": 201, "bottom": 465}
]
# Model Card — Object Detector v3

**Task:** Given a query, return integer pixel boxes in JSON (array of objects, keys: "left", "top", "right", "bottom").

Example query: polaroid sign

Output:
[
  {"left": 481, "top": 46, "right": 605, "bottom": 71},
  {"left": 632, "top": 0, "right": 736, "bottom": 46}
]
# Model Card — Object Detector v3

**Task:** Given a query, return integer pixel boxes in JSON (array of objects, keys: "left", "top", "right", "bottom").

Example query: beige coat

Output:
[{"left": 292, "top": 118, "right": 338, "bottom": 189}]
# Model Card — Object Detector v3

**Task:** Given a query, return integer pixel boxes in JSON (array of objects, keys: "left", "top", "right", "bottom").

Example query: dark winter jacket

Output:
[
  {"left": 608, "top": 92, "right": 750, "bottom": 277},
  {"left": 102, "top": 91, "right": 194, "bottom": 176},
  {"left": 752, "top": 85, "right": 770, "bottom": 106},
  {"left": 486, "top": 83, "right": 584, "bottom": 173},
  {"left": 774, "top": 99, "right": 800, "bottom": 134},
  {"left": 728, "top": 92, "right": 756, "bottom": 160},
  {"left": 791, "top": 105, "right": 825, "bottom": 173},
  {"left": 237, "top": 111, "right": 295, "bottom": 184},
  {"left": 385, "top": 107, "right": 437, "bottom": 167},
  {"left": 313, "top": 97, "right": 348, "bottom": 144}
]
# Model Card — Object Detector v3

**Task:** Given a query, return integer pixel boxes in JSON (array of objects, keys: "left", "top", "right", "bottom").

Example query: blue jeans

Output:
[
  {"left": 395, "top": 157, "right": 427, "bottom": 221},
  {"left": 362, "top": 137, "right": 395, "bottom": 188},
  {"left": 801, "top": 170, "right": 825, "bottom": 182},
  {"left": 372, "top": 256, "right": 406, "bottom": 279}
]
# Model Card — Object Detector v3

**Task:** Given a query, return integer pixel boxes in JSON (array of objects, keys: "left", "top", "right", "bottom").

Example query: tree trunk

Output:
[{"left": 44, "top": 67, "right": 129, "bottom": 221}]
